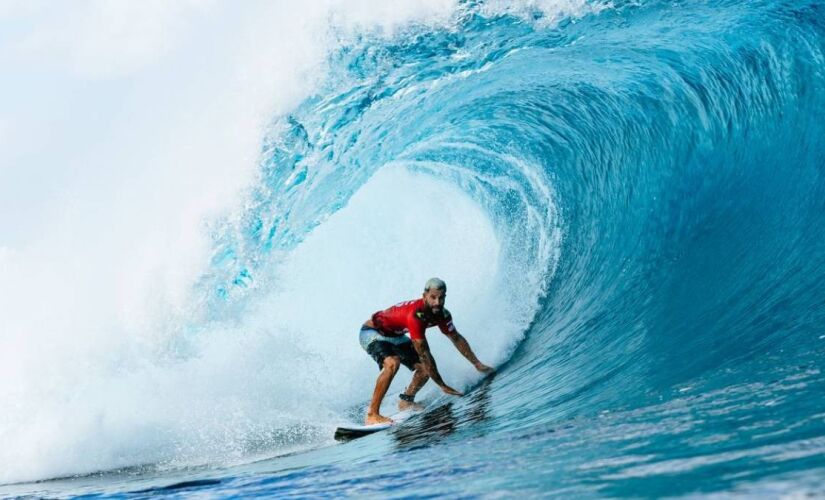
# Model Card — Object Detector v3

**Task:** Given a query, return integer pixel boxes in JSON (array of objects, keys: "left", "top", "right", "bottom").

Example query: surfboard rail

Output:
[{"left": 334, "top": 409, "right": 419, "bottom": 441}]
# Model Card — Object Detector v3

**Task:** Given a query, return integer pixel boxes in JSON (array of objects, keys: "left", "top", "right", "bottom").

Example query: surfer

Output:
[{"left": 359, "top": 278, "right": 494, "bottom": 425}]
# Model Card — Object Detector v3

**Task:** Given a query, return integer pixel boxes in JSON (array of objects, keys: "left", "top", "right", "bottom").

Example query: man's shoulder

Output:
[{"left": 388, "top": 298, "right": 421, "bottom": 313}]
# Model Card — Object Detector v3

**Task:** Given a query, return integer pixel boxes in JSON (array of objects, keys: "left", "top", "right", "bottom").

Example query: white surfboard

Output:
[{"left": 334, "top": 409, "right": 419, "bottom": 441}]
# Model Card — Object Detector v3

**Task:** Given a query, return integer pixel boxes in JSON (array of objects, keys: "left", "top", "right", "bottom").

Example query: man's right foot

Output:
[{"left": 365, "top": 413, "right": 393, "bottom": 425}]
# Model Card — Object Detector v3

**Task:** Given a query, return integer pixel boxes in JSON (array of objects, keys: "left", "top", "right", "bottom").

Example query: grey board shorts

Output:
[{"left": 359, "top": 326, "right": 420, "bottom": 371}]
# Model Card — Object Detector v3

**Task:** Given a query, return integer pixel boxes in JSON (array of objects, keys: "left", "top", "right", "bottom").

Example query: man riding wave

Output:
[{"left": 359, "top": 278, "right": 493, "bottom": 425}]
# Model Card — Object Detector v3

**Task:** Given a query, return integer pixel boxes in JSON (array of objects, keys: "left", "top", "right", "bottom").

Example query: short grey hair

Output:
[{"left": 424, "top": 277, "right": 447, "bottom": 292}]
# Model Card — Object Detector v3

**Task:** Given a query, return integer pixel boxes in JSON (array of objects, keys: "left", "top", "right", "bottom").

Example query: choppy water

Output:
[{"left": 2, "top": 0, "right": 825, "bottom": 497}]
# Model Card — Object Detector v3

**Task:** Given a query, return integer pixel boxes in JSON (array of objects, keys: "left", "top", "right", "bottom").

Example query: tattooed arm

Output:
[{"left": 445, "top": 331, "right": 494, "bottom": 373}]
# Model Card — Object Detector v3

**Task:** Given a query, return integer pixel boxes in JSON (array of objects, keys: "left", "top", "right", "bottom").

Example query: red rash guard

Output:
[{"left": 371, "top": 298, "right": 456, "bottom": 341}]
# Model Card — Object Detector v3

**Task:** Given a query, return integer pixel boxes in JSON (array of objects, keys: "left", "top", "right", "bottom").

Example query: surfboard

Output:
[{"left": 334, "top": 409, "right": 419, "bottom": 441}]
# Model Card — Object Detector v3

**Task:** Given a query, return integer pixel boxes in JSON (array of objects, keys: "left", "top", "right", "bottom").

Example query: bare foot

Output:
[
  {"left": 365, "top": 413, "right": 393, "bottom": 425},
  {"left": 398, "top": 400, "right": 424, "bottom": 412}
]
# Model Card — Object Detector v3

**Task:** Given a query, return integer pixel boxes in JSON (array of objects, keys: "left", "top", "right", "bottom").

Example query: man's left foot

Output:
[{"left": 398, "top": 399, "right": 424, "bottom": 411}]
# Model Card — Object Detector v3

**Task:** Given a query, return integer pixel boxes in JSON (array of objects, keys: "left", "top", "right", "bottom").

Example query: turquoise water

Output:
[{"left": 3, "top": 0, "right": 825, "bottom": 497}]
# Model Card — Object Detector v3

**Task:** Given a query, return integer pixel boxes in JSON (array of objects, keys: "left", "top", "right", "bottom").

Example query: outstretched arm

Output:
[
  {"left": 412, "top": 338, "right": 463, "bottom": 396},
  {"left": 446, "top": 331, "right": 494, "bottom": 373}
]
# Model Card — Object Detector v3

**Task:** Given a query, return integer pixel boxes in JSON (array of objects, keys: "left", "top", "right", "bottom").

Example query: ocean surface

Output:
[{"left": 2, "top": 0, "right": 825, "bottom": 497}]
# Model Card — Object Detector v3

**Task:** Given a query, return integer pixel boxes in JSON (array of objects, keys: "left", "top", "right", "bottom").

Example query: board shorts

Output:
[{"left": 359, "top": 326, "right": 420, "bottom": 371}]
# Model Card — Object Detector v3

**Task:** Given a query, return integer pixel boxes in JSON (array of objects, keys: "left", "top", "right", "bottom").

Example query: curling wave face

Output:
[
  {"left": 2, "top": 0, "right": 825, "bottom": 495},
  {"left": 205, "top": 0, "right": 825, "bottom": 495}
]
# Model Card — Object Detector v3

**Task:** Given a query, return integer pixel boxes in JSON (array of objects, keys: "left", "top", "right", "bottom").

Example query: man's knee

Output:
[
  {"left": 413, "top": 362, "right": 428, "bottom": 375},
  {"left": 382, "top": 356, "right": 401, "bottom": 373}
]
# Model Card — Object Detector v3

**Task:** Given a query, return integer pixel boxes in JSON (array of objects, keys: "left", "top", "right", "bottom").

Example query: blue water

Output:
[{"left": 5, "top": 0, "right": 825, "bottom": 497}]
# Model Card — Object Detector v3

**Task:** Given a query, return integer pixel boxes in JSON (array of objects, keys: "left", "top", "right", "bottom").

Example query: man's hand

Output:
[
  {"left": 440, "top": 384, "right": 464, "bottom": 396},
  {"left": 475, "top": 362, "right": 495, "bottom": 374}
]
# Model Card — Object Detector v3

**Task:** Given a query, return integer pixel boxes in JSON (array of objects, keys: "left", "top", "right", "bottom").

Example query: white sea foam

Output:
[{"left": 481, "top": 0, "right": 610, "bottom": 27}]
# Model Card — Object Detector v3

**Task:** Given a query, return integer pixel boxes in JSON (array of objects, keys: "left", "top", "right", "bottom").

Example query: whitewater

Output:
[{"left": 1, "top": 0, "right": 824, "bottom": 497}]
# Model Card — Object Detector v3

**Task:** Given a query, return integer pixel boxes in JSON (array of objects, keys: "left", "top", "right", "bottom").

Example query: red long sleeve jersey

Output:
[{"left": 371, "top": 298, "right": 456, "bottom": 341}]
